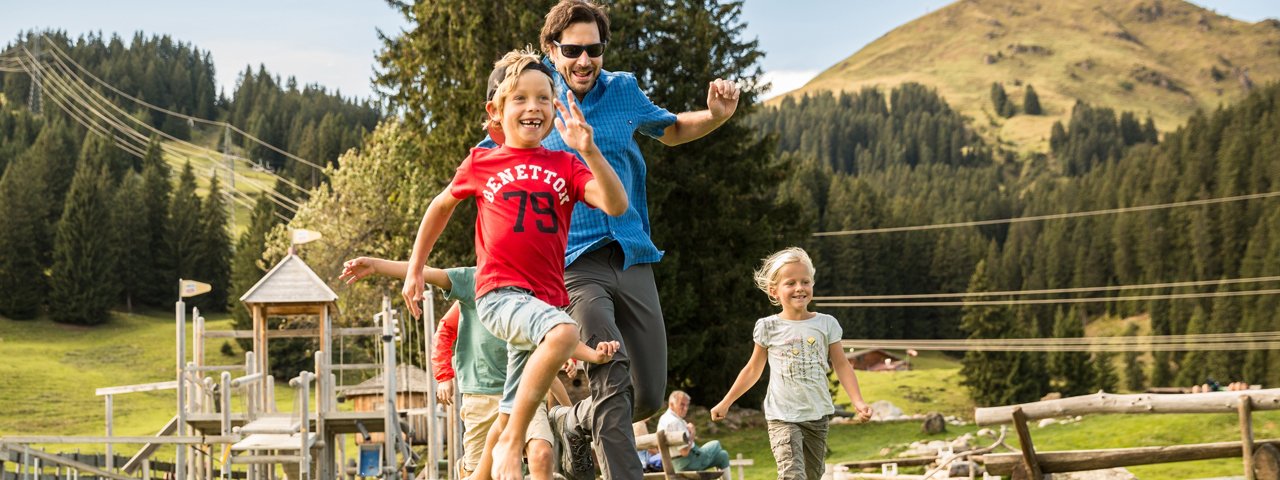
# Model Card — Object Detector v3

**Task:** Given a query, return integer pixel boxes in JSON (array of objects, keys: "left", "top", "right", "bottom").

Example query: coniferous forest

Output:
[
  {"left": 2, "top": 5, "right": 1280, "bottom": 404},
  {"left": 0, "top": 31, "right": 380, "bottom": 326}
]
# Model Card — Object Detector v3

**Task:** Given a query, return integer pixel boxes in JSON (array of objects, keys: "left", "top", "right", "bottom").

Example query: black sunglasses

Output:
[{"left": 554, "top": 41, "right": 607, "bottom": 59}]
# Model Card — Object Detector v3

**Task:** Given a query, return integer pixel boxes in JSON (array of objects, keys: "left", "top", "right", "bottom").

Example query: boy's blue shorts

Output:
[{"left": 477, "top": 286, "right": 577, "bottom": 413}]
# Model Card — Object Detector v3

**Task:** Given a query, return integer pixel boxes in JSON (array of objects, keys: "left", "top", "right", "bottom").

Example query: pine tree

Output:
[
  {"left": 0, "top": 153, "right": 51, "bottom": 319},
  {"left": 1122, "top": 323, "right": 1146, "bottom": 391},
  {"left": 1049, "top": 307, "right": 1095, "bottom": 396},
  {"left": 139, "top": 136, "right": 173, "bottom": 305},
  {"left": 112, "top": 172, "right": 150, "bottom": 312},
  {"left": 960, "top": 260, "right": 1040, "bottom": 406},
  {"left": 1023, "top": 84, "right": 1042, "bottom": 115},
  {"left": 1175, "top": 305, "right": 1210, "bottom": 386},
  {"left": 27, "top": 118, "right": 80, "bottom": 244},
  {"left": 79, "top": 131, "right": 134, "bottom": 182},
  {"left": 1093, "top": 351, "right": 1118, "bottom": 393},
  {"left": 990, "top": 82, "right": 1015, "bottom": 118},
  {"left": 195, "top": 174, "right": 232, "bottom": 312},
  {"left": 48, "top": 159, "right": 119, "bottom": 325},
  {"left": 166, "top": 161, "right": 203, "bottom": 290}
]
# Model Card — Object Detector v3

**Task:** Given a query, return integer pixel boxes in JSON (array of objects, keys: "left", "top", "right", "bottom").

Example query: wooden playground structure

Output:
[{"left": 0, "top": 251, "right": 460, "bottom": 480}]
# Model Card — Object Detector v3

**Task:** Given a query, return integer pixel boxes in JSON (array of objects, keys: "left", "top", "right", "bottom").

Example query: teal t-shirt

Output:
[{"left": 444, "top": 267, "right": 507, "bottom": 395}]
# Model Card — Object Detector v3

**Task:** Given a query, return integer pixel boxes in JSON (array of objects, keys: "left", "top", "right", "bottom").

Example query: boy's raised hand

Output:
[
  {"left": 553, "top": 96, "right": 596, "bottom": 155},
  {"left": 339, "top": 257, "right": 375, "bottom": 284}
]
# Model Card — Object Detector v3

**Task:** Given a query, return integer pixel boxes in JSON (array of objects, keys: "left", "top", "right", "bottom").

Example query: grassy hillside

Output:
[
  {"left": 4, "top": 312, "right": 1278, "bottom": 479},
  {"left": 777, "top": 0, "right": 1280, "bottom": 153},
  {"left": 0, "top": 310, "right": 302, "bottom": 445}
]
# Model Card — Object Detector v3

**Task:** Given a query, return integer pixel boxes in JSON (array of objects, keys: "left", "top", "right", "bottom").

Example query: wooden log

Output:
[
  {"left": 983, "top": 438, "right": 1280, "bottom": 475},
  {"left": 975, "top": 388, "right": 1280, "bottom": 425},
  {"left": 1256, "top": 444, "right": 1280, "bottom": 480}
]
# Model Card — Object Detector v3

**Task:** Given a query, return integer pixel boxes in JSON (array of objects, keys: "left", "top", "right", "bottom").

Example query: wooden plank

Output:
[
  {"left": 123, "top": 417, "right": 177, "bottom": 473},
  {"left": 984, "top": 438, "right": 1280, "bottom": 475},
  {"left": 636, "top": 430, "right": 688, "bottom": 451},
  {"left": 975, "top": 389, "right": 1280, "bottom": 425},
  {"left": 1012, "top": 407, "right": 1042, "bottom": 480},
  {"left": 96, "top": 381, "right": 179, "bottom": 396}
]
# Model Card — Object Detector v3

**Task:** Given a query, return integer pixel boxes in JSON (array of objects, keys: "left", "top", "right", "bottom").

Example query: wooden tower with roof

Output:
[{"left": 238, "top": 252, "right": 339, "bottom": 401}]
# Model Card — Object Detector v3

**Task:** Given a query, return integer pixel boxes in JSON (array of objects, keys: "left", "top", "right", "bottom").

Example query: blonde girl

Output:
[{"left": 710, "top": 247, "right": 872, "bottom": 480}]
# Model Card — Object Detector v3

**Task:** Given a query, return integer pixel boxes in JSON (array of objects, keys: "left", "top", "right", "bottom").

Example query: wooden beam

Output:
[
  {"left": 976, "top": 389, "right": 1280, "bottom": 425},
  {"left": 122, "top": 415, "right": 179, "bottom": 473},
  {"left": 1011, "top": 407, "right": 1042, "bottom": 480},
  {"left": 1244, "top": 395, "right": 1257, "bottom": 480},
  {"left": 96, "top": 381, "right": 178, "bottom": 396},
  {"left": 984, "top": 438, "right": 1280, "bottom": 475}
]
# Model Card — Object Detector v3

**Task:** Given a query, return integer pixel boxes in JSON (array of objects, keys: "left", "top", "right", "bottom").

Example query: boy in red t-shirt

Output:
[{"left": 402, "top": 48, "right": 629, "bottom": 480}]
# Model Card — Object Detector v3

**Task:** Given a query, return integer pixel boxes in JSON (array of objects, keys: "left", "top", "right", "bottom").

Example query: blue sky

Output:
[{"left": 3, "top": 1, "right": 1277, "bottom": 102}]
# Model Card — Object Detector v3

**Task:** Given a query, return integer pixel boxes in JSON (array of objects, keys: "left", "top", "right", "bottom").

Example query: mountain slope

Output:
[{"left": 776, "top": 0, "right": 1280, "bottom": 152}]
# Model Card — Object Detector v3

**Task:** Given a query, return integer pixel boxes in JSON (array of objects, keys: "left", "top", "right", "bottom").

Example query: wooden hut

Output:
[
  {"left": 345, "top": 365, "right": 434, "bottom": 445},
  {"left": 846, "top": 349, "right": 909, "bottom": 371},
  {"left": 238, "top": 253, "right": 339, "bottom": 404}
]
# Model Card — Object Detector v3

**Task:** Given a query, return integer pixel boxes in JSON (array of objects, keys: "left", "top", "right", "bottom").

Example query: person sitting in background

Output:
[{"left": 658, "top": 390, "right": 730, "bottom": 472}]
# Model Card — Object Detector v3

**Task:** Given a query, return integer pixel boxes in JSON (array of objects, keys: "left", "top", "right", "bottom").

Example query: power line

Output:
[
  {"left": 816, "top": 275, "right": 1280, "bottom": 301},
  {"left": 13, "top": 47, "right": 297, "bottom": 222},
  {"left": 841, "top": 331, "right": 1280, "bottom": 352},
  {"left": 20, "top": 46, "right": 302, "bottom": 216},
  {"left": 815, "top": 287, "right": 1280, "bottom": 308},
  {"left": 34, "top": 44, "right": 311, "bottom": 201},
  {"left": 37, "top": 36, "right": 329, "bottom": 174},
  {"left": 812, "top": 191, "right": 1280, "bottom": 237}
]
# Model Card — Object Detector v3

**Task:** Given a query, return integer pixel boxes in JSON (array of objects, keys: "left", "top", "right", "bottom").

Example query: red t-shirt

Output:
[{"left": 450, "top": 146, "right": 595, "bottom": 306}]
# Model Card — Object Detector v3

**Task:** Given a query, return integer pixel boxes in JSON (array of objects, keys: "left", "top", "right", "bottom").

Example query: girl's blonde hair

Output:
[
  {"left": 484, "top": 47, "right": 557, "bottom": 131},
  {"left": 753, "top": 247, "right": 816, "bottom": 305}
]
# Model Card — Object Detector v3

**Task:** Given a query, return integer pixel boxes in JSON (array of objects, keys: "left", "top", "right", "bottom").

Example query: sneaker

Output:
[{"left": 550, "top": 405, "right": 596, "bottom": 480}]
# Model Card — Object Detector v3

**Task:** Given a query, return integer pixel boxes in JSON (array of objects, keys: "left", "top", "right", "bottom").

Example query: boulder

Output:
[{"left": 922, "top": 412, "right": 946, "bottom": 435}]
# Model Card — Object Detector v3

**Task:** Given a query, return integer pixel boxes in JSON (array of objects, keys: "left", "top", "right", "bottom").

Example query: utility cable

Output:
[
  {"left": 816, "top": 275, "right": 1280, "bottom": 301},
  {"left": 812, "top": 191, "right": 1280, "bottom": 237}
]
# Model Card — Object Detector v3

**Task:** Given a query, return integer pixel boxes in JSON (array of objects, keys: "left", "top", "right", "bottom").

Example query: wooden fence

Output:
[
  {"left": 0, "top": 450, "right": 246, "bottom": 480},
  {"left": 972, "top": 389, "right": 1280, "bottom": 480}
]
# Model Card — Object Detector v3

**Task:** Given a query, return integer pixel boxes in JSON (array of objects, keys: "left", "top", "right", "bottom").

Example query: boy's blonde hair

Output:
[
  {"left": 753, "top": 247, "right": 816, "bottom": 305},
  {"left": 484, "top": 47, "right": 557, "bottom": 131}
]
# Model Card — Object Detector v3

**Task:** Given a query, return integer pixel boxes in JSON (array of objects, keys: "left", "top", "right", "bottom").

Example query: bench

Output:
[{"left": 633, "top": 422, "right": 752, "bottom": 480}]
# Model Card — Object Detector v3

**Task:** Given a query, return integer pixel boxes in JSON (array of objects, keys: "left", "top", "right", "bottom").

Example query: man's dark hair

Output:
[{"left": 540, "top": 0, "right": 611, "bottom": 54}]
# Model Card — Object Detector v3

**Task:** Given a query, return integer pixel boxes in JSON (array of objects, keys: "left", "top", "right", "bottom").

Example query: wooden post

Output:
[
  {"left": 252, "top": 304, "right": 267, "bottom": 410},
  {"left": 1011, "top": 407, "right": 1042, "bottom": 480},
  {"left": 657, "top": 430, "right": 677, "bottom": 479},
  {"left": 105, "top": 394, "right": 114, "bottom": 472},
  {"left": 1244, "top": 395, "right": 1256, "bottom": 480}
]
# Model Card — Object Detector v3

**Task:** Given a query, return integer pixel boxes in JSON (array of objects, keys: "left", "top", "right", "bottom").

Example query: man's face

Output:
[
  {"left": 550, "top": 21, "right": 604, "bottom": 99},
  {"left": 670, "top": 395, "right": 690, "bottom": 418}
]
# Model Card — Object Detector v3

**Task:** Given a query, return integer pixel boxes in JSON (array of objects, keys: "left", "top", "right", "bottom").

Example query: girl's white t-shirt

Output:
[{"left": 753, "top": 312, "right": 843, "bottom": 422}]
